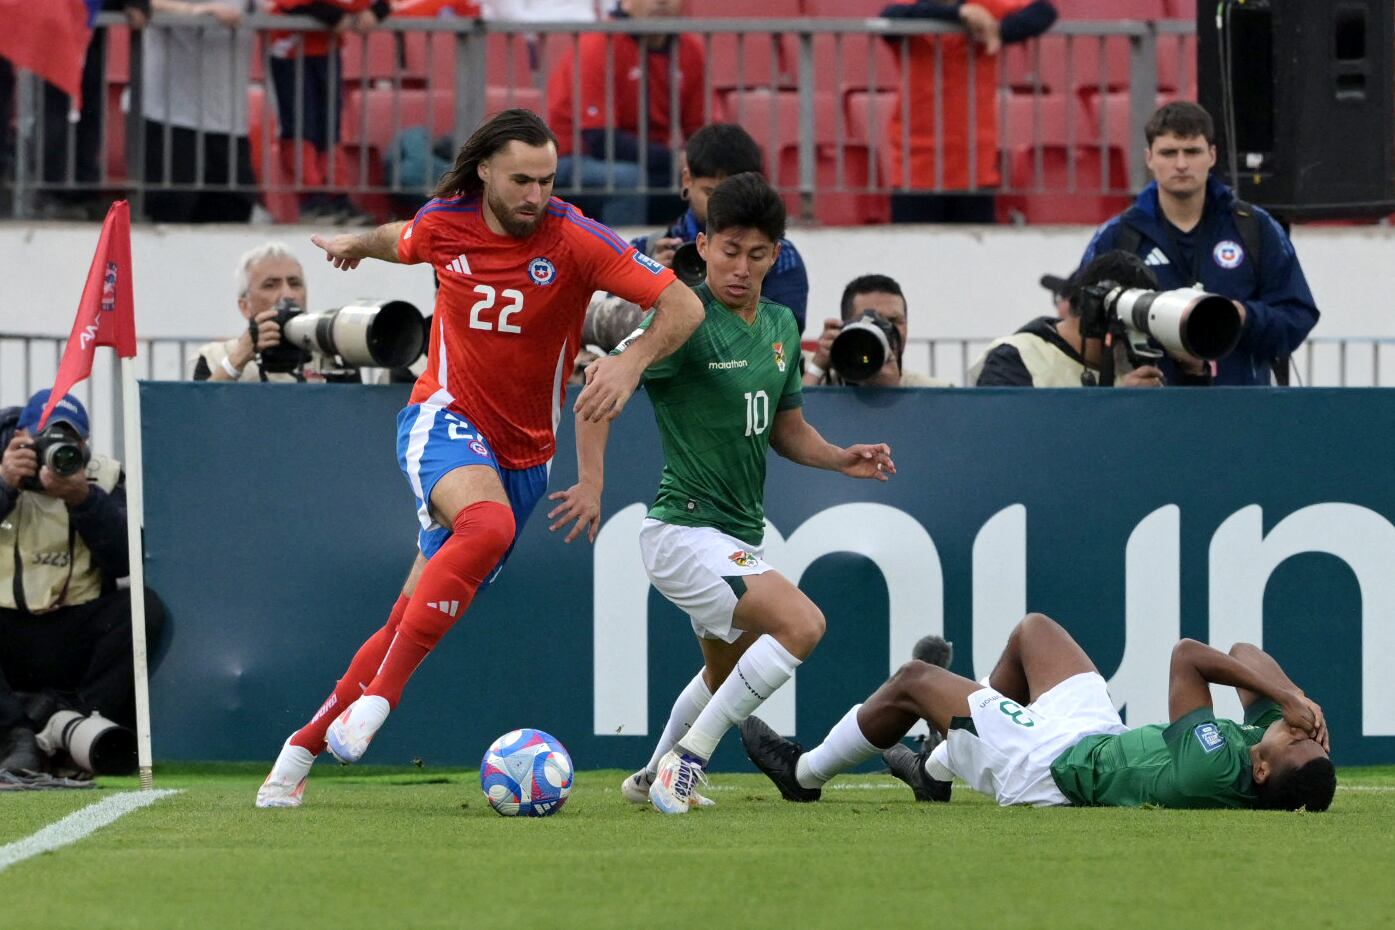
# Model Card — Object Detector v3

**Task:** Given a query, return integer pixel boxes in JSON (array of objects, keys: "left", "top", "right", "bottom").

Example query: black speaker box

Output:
[{"left": 1198, "top": 0, "right": 1395, "bottom": 219}]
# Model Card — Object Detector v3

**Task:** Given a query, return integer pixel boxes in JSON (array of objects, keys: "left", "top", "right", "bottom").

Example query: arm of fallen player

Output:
[
  {"left": 310, "top": 221, "right": 408, "bottom": 270},
  {"left": 547, "top": 417, "right": 610, "bottom": 544},
  {"left": 1167, "top": 640, "right": 1316, "bottom": 736},
  {"left": 769, "top": 408, "right": 895, "bottom": 480}
]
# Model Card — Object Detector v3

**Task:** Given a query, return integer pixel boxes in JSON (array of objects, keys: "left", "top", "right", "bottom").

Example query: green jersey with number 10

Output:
[{"left": 613, "top": 283, "right": 804, "bottom": 547}]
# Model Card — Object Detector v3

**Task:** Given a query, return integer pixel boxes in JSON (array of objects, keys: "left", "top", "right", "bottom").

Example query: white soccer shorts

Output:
[
  {"left": 639, "top": 518, "right": 773, "bottom": 644},
  {"left": 943, "top": 672, "right": 1127, "bottom": 807}
]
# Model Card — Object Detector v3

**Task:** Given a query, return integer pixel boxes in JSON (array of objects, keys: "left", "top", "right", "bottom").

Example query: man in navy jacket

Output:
[{"left": 1079, "top": 102, "right": 1318, "bottom": 386}]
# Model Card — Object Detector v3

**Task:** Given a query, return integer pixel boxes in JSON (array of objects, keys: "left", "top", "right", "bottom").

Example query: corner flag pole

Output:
[
  {"left": 38, "top": 201, "right": 151, "bottom": 787},
  {"left": 121, "top": 355, "right": 154, "bottom": 790}
]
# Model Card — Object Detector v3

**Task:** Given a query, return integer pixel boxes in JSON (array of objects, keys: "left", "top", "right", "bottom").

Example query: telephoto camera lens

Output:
[
  {"left": 829, "top": 311, "right": 902, "bottom": 383},
  {"left": 670, "top": 242, "right": 707, "bottom": 288},
  {"left": 282, "top": 300, "right": 425, "bottom": 369}
]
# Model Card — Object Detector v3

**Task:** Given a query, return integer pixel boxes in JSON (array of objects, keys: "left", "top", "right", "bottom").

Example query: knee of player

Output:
[
  {"left": 1017, "top": 612, "right": 1060, "bottom": 637},
  {"left": 890, "top": 659, "right": 940, "bottom": 693},
  {"left": 779, "top": 601, "right": 825, "bottom": 655},
  {"left": 462, "top": 501, "right": 516, "bottom": 555}
]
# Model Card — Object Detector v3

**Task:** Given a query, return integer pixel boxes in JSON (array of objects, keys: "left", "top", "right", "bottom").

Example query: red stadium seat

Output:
[
  {"left": 690, "top": 0, "right": 800, "bottom": 15},
  {"left": 1156, "top": 33, "right": 1197, "bottom": 96},
  {"left": 1001, "top": 91, "right": 1092, "bottom": 151},
  {"left": 1056, "top": 0, "right": 1168, "bottom": 19},
  {"left": 802, "top": 0, "right": 889, "bottom": 14},
  {"left": 1164, "top": 0, "right": 1196, "bottom": 17},
  {"left": 707, "top": 32, "right": 792, "bottom": 90},
  {"left": 844, "top": 89, "right": 897, "bottom": 148},
  {"left": 1003, "top": 35, "right": 1130, "bottom": 94},
  {"left": 341, "top": 87, "right": 454, "bottom": 154},
  {"left": 485, "top": 85, "right": 543, "bottom": 118},
  {"left": 997, "top": 144, "right": 1131, "bottom": 223},
  {"left": 809, "top": 31, "right": 901, "bottom": 96},
  {"left": 340, "top": 31, "right": 423, "bottom": 86}
]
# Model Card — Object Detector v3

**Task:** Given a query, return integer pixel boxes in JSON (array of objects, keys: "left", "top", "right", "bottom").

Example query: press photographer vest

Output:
[
  {"left": 969, "top": 331, "right": 1090, "bottom": 387},
  {"left": 0, "top": 455, "right": 122, "bottom": 613}
]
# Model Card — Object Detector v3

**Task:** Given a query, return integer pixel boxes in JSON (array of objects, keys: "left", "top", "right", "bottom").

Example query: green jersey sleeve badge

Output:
[
  {"left": 772, "top": 342, "right": 786, "bottom": 372},
  {"left": 1194, "top": 722, "right": 1226, "bottom": 753}
]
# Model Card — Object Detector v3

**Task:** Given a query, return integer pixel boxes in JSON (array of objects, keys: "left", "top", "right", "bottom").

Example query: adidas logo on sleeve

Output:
[
  {"left": 444, "top": 253, "right": 472, "bottom": 275},
  {"left": 426, "top": 600, "right": 460, "bottom": 618}
]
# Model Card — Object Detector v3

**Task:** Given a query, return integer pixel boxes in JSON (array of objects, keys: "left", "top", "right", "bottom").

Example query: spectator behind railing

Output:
[
  {"left": 547, "top": 0, "right": 705, "bottom": 226},
  {"left": 880, "top": 1, "right": 1057, "bottom": 223},
  {"left": 969, "top": 250, "right": 1200, "bottom": 387},
  {"left": 804, "top": 274, "right": 950, "bottom": 388},
  {"left": 29, "top": 1, "right": 151, "bottom": 221},
  {"left": 631, "top": 123, "right": 808, "bottom": 331},
  {"left": 1078, "top": 102, "right": 1319, "bottom": 386},
  {"left": 268, "top": 0, "right": 391, "bottom": 224},
  {"left": 143, "top": 1, "right": 257, "bottom": 223}
]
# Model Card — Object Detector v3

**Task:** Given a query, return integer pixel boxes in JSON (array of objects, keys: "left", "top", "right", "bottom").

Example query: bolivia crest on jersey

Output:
[
  {"left": 728, "top": 550, "right": 758, "bottom": 568},
  {"left": 772, "top": 342, "right": 786, "bottom": 372},
  {"left": 528, "top": 256, "right": 557, "bottom": 286}
]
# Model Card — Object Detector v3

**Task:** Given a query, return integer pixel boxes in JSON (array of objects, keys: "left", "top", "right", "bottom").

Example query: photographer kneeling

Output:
[
  {"left": 970, "top": 251, "right": 1233, "bottom": 387},
  {"left": 0, "top": 391, "right": 165, "bottom": 779},
  {"left": 192, "top": 241, "right": 423, "bottom": 383},
  {"left": 805, "top": 275, "right": 949, "bottom": 387}
]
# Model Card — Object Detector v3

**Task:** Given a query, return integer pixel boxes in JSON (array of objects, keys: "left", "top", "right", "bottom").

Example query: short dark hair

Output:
[
  {"left": 705, "top": 172, "right": 786, "bottom": 243},
  {"left": 1145, "top": 101, "right": 1216, "bottom": 147},
  {"left": 1067, "top": 250, "right": 1159, "bottom": 317},
  {"left": 1254, "top": 757, "right": 1337, "bottom": 812},
  {"left": 685, "top": 123, "right": 764, "bottom": 180},
  {"left": 840, "top": 274, "right": 907, "bottom": 322},
  {"left": 434, "top": 108, "right": 557, "bottom": 198}
]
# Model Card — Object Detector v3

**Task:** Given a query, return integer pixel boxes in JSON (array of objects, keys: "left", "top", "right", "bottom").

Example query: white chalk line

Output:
[{"left": 0, "top": 789, "right": 180, "bottom": 874}]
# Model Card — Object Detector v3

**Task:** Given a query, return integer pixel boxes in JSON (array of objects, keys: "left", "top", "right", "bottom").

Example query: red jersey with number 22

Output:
[{"left": 397, "top": 195, "right": 676, "bottom": 469}]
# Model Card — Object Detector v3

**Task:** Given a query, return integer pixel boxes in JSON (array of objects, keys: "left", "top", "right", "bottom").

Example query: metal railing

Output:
[
  {"left": 4, "top": 13, "right": 1197, "bottom": 224},
  {"left": 0, "top": 332, "right": 1385, "bottom": 457}
]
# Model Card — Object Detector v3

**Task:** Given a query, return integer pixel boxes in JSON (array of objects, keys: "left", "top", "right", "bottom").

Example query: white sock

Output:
[
  {"left": 347, "top": 694, "right": 391, "bottom": 733},
  {"left": 795, "top": 704, "right": 880, "bottom": 789},
  {"left": 645, "top": 669, "right": 713, "bottom": 776},
  {"left": 926, "top": 740, "right": 954, "bottom": 782},
  {"left": 679, "top": 634, "right": 800, "bottom": 762}
]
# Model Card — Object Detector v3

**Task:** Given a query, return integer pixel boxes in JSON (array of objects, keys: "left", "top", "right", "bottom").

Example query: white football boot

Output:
[
  {"left": 648, "top": 750, "right": 710, "bottom": 815},
  {"left": 255, "top": 739, "right": 314, "bottom": 808},
  {"left": 621, "top": 767, "right": 715, "bottom": 808},
  {"left": 324, "top": 695, "right": 391, "bottom": 765}
]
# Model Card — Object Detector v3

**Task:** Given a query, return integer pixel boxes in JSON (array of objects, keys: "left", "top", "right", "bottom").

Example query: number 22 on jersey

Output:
[{"left": 469, "top": 285, "right": 524, "bottom": 334}]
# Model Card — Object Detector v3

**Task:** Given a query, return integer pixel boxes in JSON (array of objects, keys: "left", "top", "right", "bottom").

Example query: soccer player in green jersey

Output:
[
  {"left": 742, "top": 612, "right": 1335, "bottom": 812},
  {"left": 547, "top": 172, "right": 897, "bottom": 814}
]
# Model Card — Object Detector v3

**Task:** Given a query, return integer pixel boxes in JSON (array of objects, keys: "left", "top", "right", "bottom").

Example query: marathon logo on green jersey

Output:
[
  {"left": 1194, "top": 723, "right": 1225, "bottom": 753},
  {"left": 708, "top": 359, "right": 749, "bottom": 370}
]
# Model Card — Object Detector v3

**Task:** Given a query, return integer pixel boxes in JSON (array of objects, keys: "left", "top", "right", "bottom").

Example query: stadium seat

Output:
[
  {"left": 1001, "top": 91, "right": 1092, "bottom": 151},
  {"left": 485, "top": 85, "right": 543, "bottom": 118},
  {"left": 707, "top": 32, "right": 792, "bottom": 91},
  {"left": 1056, "top": 0, "right": 1168, "bottom": 19},
  {"left": 844, "top": 89, "right": 897, "bottom": 150},
  {"left": 342, "top": 87, "right": 454, "bottom": 154},
  {"left": 997, "top": 144, "right": 1131, "bottom": 223},
  {"left": 340, "top": 31, "right": 422, "bottom": 86},
  {"left": 690, "top": 0, "right": 800, "bottom": 15},
  {"left": 1002, "top": 35, "right": 1131, "bottom": 95},
  {"left": 1156, "top": 34, "right": 1197, "bottom": 96},
  {"left": 802, "top": 0, "right": 889, "bottom": 14},
  {"left": 1164, "top": 0, "right": 1196, "bottom": 17},
  {"left": 809, "top": 32, "right": 901, "bottom": 97}
]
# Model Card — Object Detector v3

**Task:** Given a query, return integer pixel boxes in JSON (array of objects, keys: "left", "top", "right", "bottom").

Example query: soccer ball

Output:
[{"left": 479, "top": 728, "right": 574, "bottom": 817}]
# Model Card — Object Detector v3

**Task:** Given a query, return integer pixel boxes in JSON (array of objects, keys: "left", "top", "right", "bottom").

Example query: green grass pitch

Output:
[{"left": 3, "top": 763, "right": 1393, "bottom": 930}]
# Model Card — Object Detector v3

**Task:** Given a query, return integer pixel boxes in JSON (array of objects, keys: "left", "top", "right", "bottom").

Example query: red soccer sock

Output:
[
  {"left": 289, "top": 593, "right": 410, "bottom": 754},
  {"left": 365, "top": 501, "right": 515, "bottom": 708}
]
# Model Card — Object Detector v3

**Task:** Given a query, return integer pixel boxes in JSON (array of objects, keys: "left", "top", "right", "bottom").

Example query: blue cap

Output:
[{"left": 17, "top": 390, "right": 90, "bottom": 437}]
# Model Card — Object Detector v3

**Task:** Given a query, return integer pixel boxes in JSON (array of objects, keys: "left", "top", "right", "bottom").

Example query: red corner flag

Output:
[
  {"left": 0, "top": 1, "right": 95, "bottom": 107},
  {"left": 39, "top": 201, "right": 137, "bottom": 429}
]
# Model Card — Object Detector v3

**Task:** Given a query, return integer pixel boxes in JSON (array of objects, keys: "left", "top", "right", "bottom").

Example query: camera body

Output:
[
  {"left": 830, "top": 310, "right": 905, "bottom": 383},
  {"left": 21, "top": 424, "right": 90, "bottom": 491},
  {"left": 256, "top": 297, "right": 425, "bottom": 376},
  {"left": 1076, "top": 284, "right": 1243, "bottom": 367}
]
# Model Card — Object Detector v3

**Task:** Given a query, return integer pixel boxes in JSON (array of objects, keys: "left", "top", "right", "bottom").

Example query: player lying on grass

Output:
[
  {"left": 547, "top": 172, "right": 896, "bottom": 814},
  {"left": 742, "top": 613, "right": 1335, "bottom": 811}
]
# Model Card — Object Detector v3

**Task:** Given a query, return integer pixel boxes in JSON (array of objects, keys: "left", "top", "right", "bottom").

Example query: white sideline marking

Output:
[{"left": 0, "top": 789, "right": 180, "bottom": 874}]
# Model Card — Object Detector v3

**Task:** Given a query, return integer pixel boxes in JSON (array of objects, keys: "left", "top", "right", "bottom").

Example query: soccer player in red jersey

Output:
[{"left": 257, "top": 109, "right": 703, "bottom": 807}]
